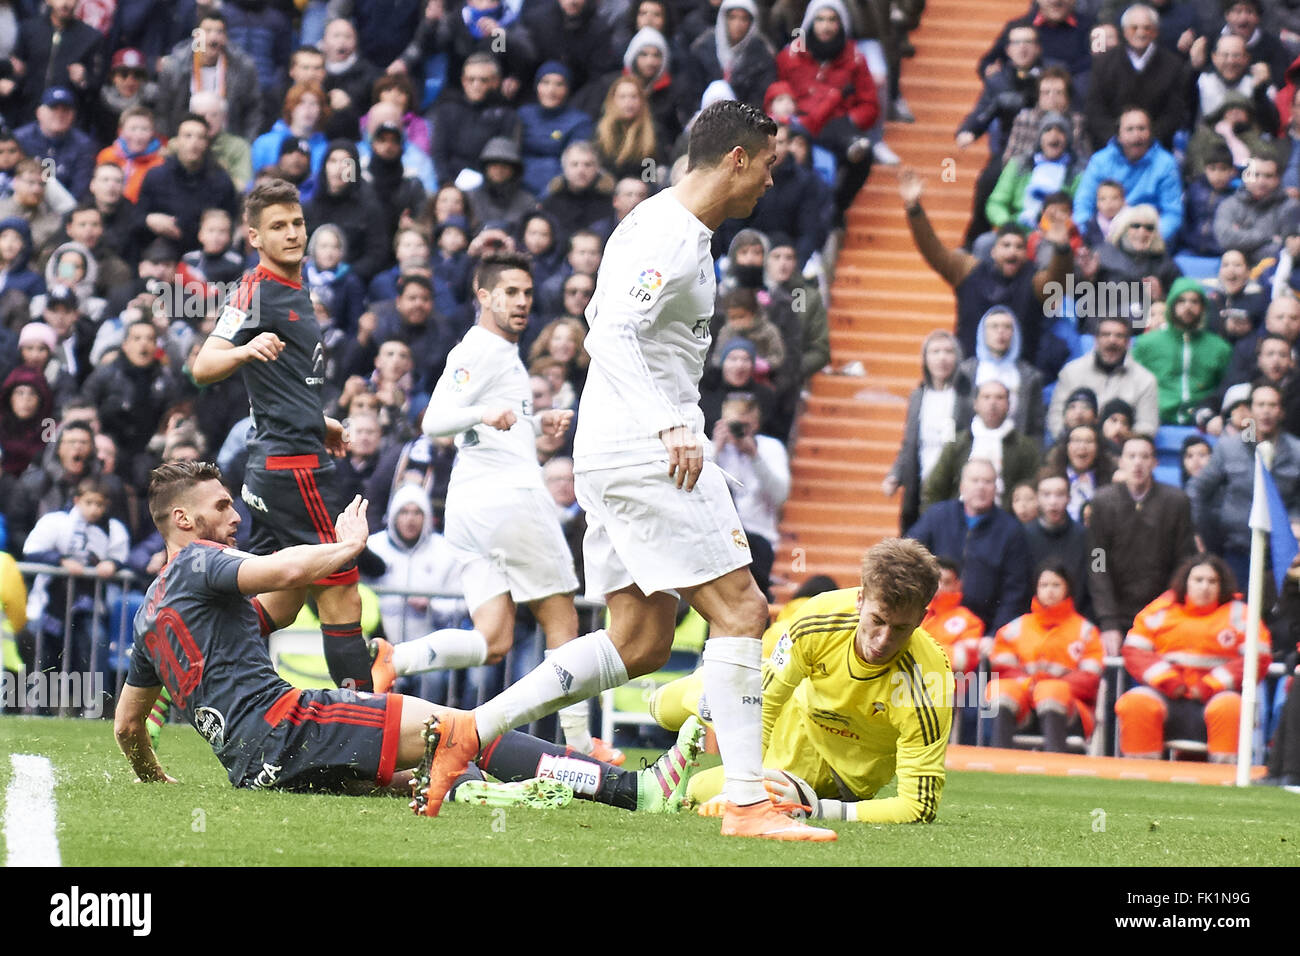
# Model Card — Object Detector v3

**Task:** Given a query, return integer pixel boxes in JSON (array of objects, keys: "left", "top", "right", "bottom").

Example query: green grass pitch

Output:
[{"left": 4, "top": 716, "right": 1299, "bottom": 866}]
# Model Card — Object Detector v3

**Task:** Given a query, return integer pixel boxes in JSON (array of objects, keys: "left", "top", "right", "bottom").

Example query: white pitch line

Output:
[{"left": 4, "top": 754, "right": 60, "bottom": 867}]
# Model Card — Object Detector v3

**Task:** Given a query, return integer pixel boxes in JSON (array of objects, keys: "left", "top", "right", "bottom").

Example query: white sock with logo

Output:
[
  {"left": 701, "top": 636, "right": 766, "bottom": 806},
  {"left": 391, "top": 628, "right": 488, "bottom": 674},
  {"left": 474, "top": 629, "right": 627, "bottom": 743},
  {"left": 546, "top": 649, "right": 595, "bottom": 752}
]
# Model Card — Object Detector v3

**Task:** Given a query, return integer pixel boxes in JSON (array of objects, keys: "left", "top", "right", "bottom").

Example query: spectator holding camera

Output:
[{"left": 712, "top": 395, "right": 789, "bottom": 597}]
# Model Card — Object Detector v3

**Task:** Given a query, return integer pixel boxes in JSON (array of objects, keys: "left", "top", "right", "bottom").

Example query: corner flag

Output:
[{"left": 1248, "top": 448, "right": 1299, "bottom": 593}]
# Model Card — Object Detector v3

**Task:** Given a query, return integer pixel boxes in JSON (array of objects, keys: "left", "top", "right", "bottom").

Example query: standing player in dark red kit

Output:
[{"left": 191, "top": 179, "right": 376, "bottom": 691}]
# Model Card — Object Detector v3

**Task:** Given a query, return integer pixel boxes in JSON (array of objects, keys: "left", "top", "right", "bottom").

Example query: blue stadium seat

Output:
[
  {"left": 812, "top": 145, "right": 837, "bottom": 188},
  {"left": 1153, "top": 462, "right": 1182, "bottom": 487},
  {"left": 1173, "top": 254, "right": 1220, "bottom": 280},
  {"left": 1155, "top": 425, "right": 1215, "bottom": 455}
]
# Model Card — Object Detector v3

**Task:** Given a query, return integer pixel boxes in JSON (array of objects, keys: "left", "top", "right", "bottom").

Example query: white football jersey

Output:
[
  {"left": 574, "top": 189, "right": 715, "bottom": 471},
  {"left": 427, "top": 325, "right": 543, "bottom": 490}
]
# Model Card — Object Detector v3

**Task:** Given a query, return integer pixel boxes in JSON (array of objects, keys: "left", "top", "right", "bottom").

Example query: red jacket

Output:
[{"left": 774, "top": 41, "right": 879, "bottom": 138}]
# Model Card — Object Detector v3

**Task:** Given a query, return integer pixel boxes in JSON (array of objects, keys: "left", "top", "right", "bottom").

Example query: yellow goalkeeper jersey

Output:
[{"left": 761, "top": 588, "right": 954, "bottom": 823}]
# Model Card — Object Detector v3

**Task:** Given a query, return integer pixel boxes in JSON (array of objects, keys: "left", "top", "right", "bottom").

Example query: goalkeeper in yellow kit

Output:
[{"left": 651, "top": 538, "right": 953, "bottom": 823}]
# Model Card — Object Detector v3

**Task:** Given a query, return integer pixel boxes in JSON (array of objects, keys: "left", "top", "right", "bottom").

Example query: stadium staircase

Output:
[{"left": 778, "top": 0, "right": 1029, "bottom": 595}]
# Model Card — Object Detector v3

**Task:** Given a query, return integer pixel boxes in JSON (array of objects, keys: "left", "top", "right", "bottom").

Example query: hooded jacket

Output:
[
  {"left": 958, "top": 306, "right": 1046, "bottom": 440},
  {"left": 42, "top": 241, "right": 103, "bottom": 315},
  {"left": 0, "top": 365, "right": 53, "bottom": 477},
  {"left": 684, "top": 0, "right": 776, "bottom": 110},
  {"left": 0, "top": 216, "right": 45, "bottom": 300},
  {"left": 1132, "top": 277, "right": 1233, "bottom": 425},
  {"left": 773, "top": 0, "right": 879, "bottom": 138},
  {"left": 364, "top": 482, "right": 468, "bottom": 645},
  {"left": 890, "top": 332, "right": 975, "bottom": 532}
]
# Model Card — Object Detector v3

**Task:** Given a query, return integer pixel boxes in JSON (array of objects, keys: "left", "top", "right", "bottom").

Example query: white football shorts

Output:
[
  {"left": 575, "top": 458, "right": 753, "bottom": 601},
  {"left": 444, "top": 484, "right": 579, "bottom": 613}
]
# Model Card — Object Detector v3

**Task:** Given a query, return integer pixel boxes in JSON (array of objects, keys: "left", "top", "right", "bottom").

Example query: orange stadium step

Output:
[{"left": 775, "top": 0, "right": 1028, "bottom": 597}]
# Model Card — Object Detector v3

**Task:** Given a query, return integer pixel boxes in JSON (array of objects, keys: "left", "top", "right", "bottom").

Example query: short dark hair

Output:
[
  {"left": 60, "top": 421, "right": 94, "bottom": 443},
  {"left": 148, "top": 460, "right": 225, "bottom": 530},
  {"left": 396, "top": 273, "right": 433, "bottom": 296},
  {"left": 994, "top": 222, "right": 1026, "bottom": 240},
  {"left": 1250, "top": 144, "right": 1279, "bottom": 168},
  {"left": 1250, "top": 379, "right": 1283, "bottom": 406},
  {"left": 1035, "top": 467, "right": 1069, "bottom": 489},
  {"left": 66, "top": 200, "right": 102, "bottom": 225},
  {"left": 687, "top": 100, "right": 777, "bottom": 171},
  {"left": 75, "top": 476, "right": 108, "bottom": 500},
  {"left": 1170, "top": 552, "right": 1237, "bottom": 606},
  {"left": 475, "top": 251, "right": 533, "bottom": 293},
  {"left": 176, "top": 111, "right": 210, "bottom": 136},
  {"left": 1118, "top": 105, "right": 1151, "bottom": 124},
  {"left": 244, "top": 178, "right": 301, "bottom": 228},
  {"left": 1033, "top": 560, "right": 1074, "bottom": 597},
  {"left": 1036, "top": 66, "right": 1072, "bottom": 97},
  {"left": 1257, "top": 332, "right": 1292, "bottom": 355},
  {"left": 1122, "top": 432, "right": 1157, "bottom": 455},
  {"left": 291, "top": 44, "right": 324, "bottom": 66},
  {"left": 196, "top": 4, "right": 226, "bottom": 26}
]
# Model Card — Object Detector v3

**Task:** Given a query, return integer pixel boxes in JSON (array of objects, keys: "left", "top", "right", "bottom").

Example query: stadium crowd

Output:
[
  {"left": 1, "top": 0, "right": 1299, "bottom": 779},
  {"left": 888, "top": 0, "right": 1300, "bottom": 765}
]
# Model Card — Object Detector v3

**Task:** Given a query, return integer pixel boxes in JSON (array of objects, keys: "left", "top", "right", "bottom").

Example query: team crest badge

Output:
[{"left": 731, "top": 528, "right": 749, "bottom": 550}]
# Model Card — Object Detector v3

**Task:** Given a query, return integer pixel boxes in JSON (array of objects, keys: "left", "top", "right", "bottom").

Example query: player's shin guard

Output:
[
  {"left": 391, "top": 628, "right": 489, "bottom": 674},
  {"left": 321, "top": 621, "right": 373, "bottom": 692},
  {"left": 473, "top": 629, "right": 628, "bottom": 744},
  {"left": 700, "top": 636, "right": 766, "bottom": 806},
  {"left": 478, "top": 731, "right": 634, "bottom": 808}
]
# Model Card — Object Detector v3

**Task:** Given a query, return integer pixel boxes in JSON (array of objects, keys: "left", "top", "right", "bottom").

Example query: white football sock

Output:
[
  {"left": 546, "top": 649, "right": 594, "bottom": 752},
  {"left": 391, "top": 628, "right": 488, "bottom": 674},
  {"left": 475, "top": 629, "right": 627, "bottom": 743},
  {"left": 700, "top": 636, "right": 766, "bottom": 806}
]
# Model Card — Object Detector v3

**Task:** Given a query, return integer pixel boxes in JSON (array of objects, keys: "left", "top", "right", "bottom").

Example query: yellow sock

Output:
[
  {"left": 688, "top": 765, "right": 725, "bottom": 804},
  {"left": 648, "top": 671, "right": 706, "bottom": 731}
]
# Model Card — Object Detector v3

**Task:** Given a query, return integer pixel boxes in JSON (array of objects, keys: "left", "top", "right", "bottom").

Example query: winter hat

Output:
[
  {"left": 721, "top": 337, "right": 757, "bottom": 362},
  {"left": 1098, "top": 397, "right": 1135, "bottom": 426},
  {"left": 535, "top": 60, "right": 572, "bottom": 88},
  {"left": 18, "top": 322, "right": 57, "bottom": 351},
  {"left": 1064, "top": 386, "right": 1099, "bottom": 415}
]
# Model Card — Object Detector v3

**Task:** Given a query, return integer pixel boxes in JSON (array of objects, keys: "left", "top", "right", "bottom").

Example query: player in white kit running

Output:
[
  {"left": 370, "top": 252, "right": 623, "bottom": 764},
  {"left": 411, "top": 102, "right": 836, "bottom": 841}
]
